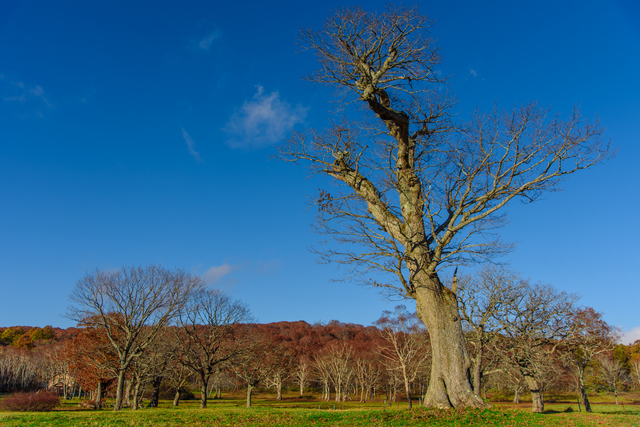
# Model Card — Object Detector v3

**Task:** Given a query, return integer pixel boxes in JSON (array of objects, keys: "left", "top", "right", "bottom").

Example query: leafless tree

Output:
[
  {"left": 456, "top": 266, "right": 523, "bottom": 396},
  {"left": 279, "top": 5, "right": 609, "bottom": 409},
  {"left": 175, "top": 288, "right": 252, "bottom": 408},
  {"left": 562, "top": 307, "right": 618, "bottom": 412},
  {"left": 294, "top": 356, "right": 311, "bottom": 397},
  {"left": 313, "top": 352, "right": 333, "bottom": 401},
  {"left": 596, "top": 355, "right": 628, "bottom": 405},
  {"left": 67, "top": 265, "right": 202, "bottom": 410},
  {"left": 497, "top": 279, "right": 578, "bottom": 413},
  {"left": 376, "top": 305, "right": 430, "bottom": 408},
  {"left": 353, "top": 355, "right": 383, "bottom": 402},
  {"left": 229, "top": 325, "right": 276, "bottom": 408},
  {"left": 325, "top": 342, "right": 355, "bottom": 402}
]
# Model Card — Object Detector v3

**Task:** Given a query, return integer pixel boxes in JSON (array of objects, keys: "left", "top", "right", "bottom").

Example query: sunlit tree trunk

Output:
[
  {"left": 524, "top": 375, "right": 544, "bottom": 413},
  {"left": 416, "top": 275, "right": 487, "bottom": 409},
  {"left": 246, "top": 384, "right": 253, "bottom": 408}
]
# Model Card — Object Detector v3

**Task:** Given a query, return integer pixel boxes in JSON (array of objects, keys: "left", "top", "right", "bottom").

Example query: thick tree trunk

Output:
[
  {"left": 172, "top": 389, "right": 181, "bottom": 407},
  {"left": 114, "top": 369, "right": 126, "bottom": 411},
  {"left": 246, "top": 384, "right": 253, "bottom": 408},
  {"left": 415, "top": 279, "right": 490, "bottom": 409},
  {"left": 148, "top": 376, "right": 162, "bottom": 408},
  {"left": 524, "top": 375, "right": 544, "bottom": 413}
]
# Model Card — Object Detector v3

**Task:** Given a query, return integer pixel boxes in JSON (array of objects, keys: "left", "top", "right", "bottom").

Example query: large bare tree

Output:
[
  {"left": 67, "top": 265, "right": 202, "bottom": 411},
  {"left": 279, "top": 5, "right": 609, "bottom": 408}
]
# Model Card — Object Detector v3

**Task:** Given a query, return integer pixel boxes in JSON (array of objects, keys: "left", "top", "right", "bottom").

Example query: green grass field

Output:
[{"left": 1, "top": 391, "right": 640, "bottom": 426}]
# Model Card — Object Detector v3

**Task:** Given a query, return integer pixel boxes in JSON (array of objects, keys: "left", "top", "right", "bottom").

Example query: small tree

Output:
[
  {"left": 596, "top": 355, "right": 628, "bottom": 405},
  {"left": 229, "top": 325, "right": 276, "bottom": 408},
  {"left": 175, "top": 288, "right": 252, "bottom": 408},
  {"left": 375, "top": 305, "right": 429, "bottom": 408},
  {"left": 563, "top": 307, "right": 617, "bottom": 412},
  {"left": 456, "top": 266, "right": 521, "bottom": 396},
  {"left": 497, "top": 279, "right": 577, "bottom": 413},
  {"left": 67, "top": 265, "right": 202, "bottom": 411}
]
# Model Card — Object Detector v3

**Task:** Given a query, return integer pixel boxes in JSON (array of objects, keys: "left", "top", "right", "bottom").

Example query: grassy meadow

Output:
[{"left": 2, "top": 390, "right": 640, "bottom": 426}]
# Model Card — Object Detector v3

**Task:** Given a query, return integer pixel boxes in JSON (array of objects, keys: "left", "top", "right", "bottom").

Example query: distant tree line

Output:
[{"left": 1, "top": 265, "right": 639, "bottom": 414}]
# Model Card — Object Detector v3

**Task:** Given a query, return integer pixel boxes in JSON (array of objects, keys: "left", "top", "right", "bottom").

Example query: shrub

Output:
[{"left": 0, "top": 391, "right": 60, "bottom": 412}]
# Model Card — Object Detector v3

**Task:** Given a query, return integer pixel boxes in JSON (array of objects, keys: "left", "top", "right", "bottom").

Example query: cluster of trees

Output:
[
  {"left": 61, "top": 265, "right": 434, "bottom": 411},
  {"left": 0, "top": 326, "right": 78, "bottom": 394},
  {"left": 1, "top": 264, "right": 639, "bottom": 415},
  {"left": 455, "top": 266, "right": 637, "bottom": 412}
]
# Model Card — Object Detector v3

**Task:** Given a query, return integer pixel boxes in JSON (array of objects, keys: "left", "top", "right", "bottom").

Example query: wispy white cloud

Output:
[
  {"left": 202, "top": 263, "right": 237, "bottom": 285},
  {"left": 28, "top": 85, "right": 51, "bottom": 107},
  {"left": 621, "top": 326, "right": 640, "bottom": 345},
  {"left": 1, "top": 75, "right": 52, "bottom": 111},
  {"left": 224, "top": 86, "right": 308, "bottom": 149},
  {"left": 469, "top": 69, "right": 478, "bottom": 77},
  {"left": 198, "top": 30, "right": 220, "bottom": 51},
  {"left": 181, "top": 127, "right": 203, "bottom": 162}
]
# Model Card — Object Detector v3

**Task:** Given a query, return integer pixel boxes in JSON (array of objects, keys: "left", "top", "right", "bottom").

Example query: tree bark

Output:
[
  {"left": 172, "top": 389, "right": 181, "bottom": 408},
  {"left": 472, "top": 348, "right": 483, "bottom": 396},
  {"left": 113, "top": 369, "right": 126, "bottom": 411},
  {"left": 577, "top": 366, "right": 592, "bottom": 412},
  {"left": 415, "top": 277, "right": 490, "bottom": 409},
  {"left": 124, "top": 380, "right": 132, "bottom": 407},
  {"left": 402, "top": 366, "right": 412, "bottom": 409},
  {"left": 200, "top": 375, "right": 209, "bottom": 409},
  {"left": 132, "top": 378, "right": 141, "bottom": 410},
  {"left": 147, "top": 376, "right": 162, "bottom": 408},
  {"left": 246, "top": 384, "right": 253, "bottom": 408},
  {"left": 94, "top": 382, "right": 103, "bottom": 409},
  {"left": 524, "top": 375, "right": 544, "bottom": 413}
]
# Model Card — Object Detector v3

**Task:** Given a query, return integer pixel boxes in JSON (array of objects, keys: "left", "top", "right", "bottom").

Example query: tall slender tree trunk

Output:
[
  {"left": 577, "top": 367, "right": 592, "bottom": 412},
  {"left": 402, "top": 367, "right": 412, "bottom": 409},
  {"left": 132, "top": 378, "right": 141, "bottom": 410},
  {"left": 114, "top": 366, "right": 127, "bottom": 411},
  {"left": 513, "top": 385, "right": 521, "bottom": 403},
  {"left": 124, "top": 380, "right": 132, "bottom": 407},
  {"left": 472, "top": 348, "right": 483, "bottom": 396},
  {"left": 172, "top": 389, "right": 181, "bottom": 407},
  {"left": 199, "top": 374, "right": 209, "bottom": 409},
  {"left": 94, "top": 382, "right": 103, "bottom": 409},
  {"left": 415, "top": 277, "right": 490, "bottom": 409},
  {"left": 246, "top": 384, "right": 253, "bottom": 408}
]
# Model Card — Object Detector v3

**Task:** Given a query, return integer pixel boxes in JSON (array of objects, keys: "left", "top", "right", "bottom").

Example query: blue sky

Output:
[{"left": 1, "top": 0, "right": 639, "bottom": 341}]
